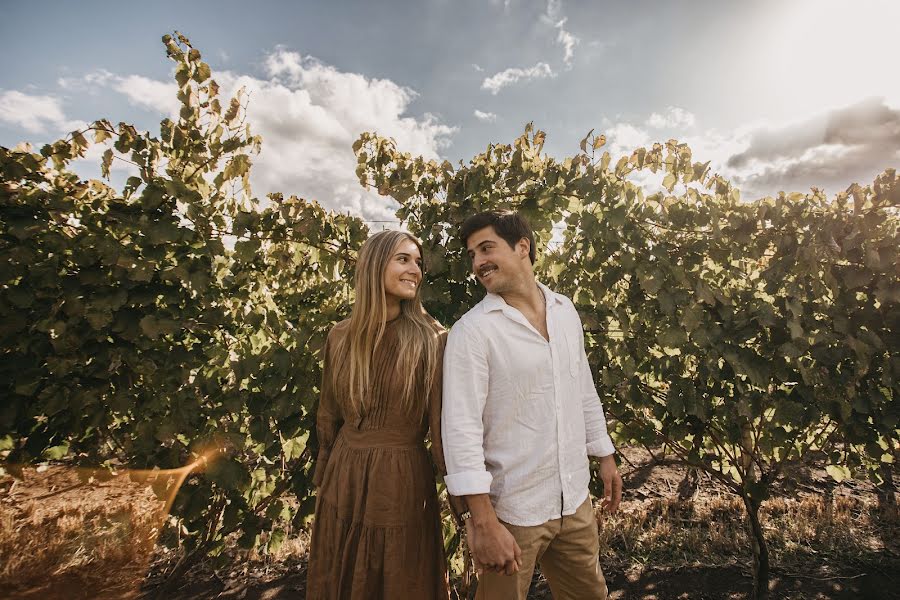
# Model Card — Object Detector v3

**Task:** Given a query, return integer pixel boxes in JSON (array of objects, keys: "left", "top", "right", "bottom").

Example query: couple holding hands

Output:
[{"left": 306, "top": 211, "right": 623, "bottom": 600}]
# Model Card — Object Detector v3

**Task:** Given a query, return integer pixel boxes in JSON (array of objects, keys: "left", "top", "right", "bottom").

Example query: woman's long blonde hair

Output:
[{"left": 332, "top": 230, "right": 441, "bottom": 421}]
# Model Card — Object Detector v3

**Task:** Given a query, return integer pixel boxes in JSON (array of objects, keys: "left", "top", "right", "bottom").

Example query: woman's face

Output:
[{"left": 382, "top": 238, "right": 423, "bottom": 304}]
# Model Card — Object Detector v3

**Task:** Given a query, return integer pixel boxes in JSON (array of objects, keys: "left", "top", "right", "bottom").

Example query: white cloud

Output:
[
  {"left": 112, "top": 75, "right": 179, "bottom": 116},
  {"left": 723, "top": 97, "right": 900, "bottom": 196},
  {"left": 58, "top": 70, "right": 113, "bottom": 91},
  {"left": 221, "top": 49, "right": 456, "bottom": 221},
  {"left": 59, "top": 70, "right": 179, "bottom": 116},
  {"left": 646, "top": 106, "right": 696, "bottom": 130},
  {"left": 543, "top": 0, "right": 562, "bottom": 21},
  {"left": 472, "top": 63, "right": 485, "bottom": 73},
  {"left": 48, "top": 50, "right": 457, "bottom": 222},
  {"left": 555, "top": 21, "right": 579, "bottom": 68},
  {"left": 481, "top": 62, "right": 556, "bottom": 95},
  {"left": 600, "top": 98, "right": 900, "bottom": 200},
  {"left": 474, "top": 110, "right": 498, "bottom": 123},
  {"left": 0, "top": 90, "right": 83, "bottom": 134},
  {"left": 540, "top": 1, "right": 579, "bottom": 68},
  {"left": 605, "top": 122, "right": 651, "bottom": 157}
]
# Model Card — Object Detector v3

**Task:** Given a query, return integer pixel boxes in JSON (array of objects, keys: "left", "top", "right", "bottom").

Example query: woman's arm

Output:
[
  {"left": 427, "top": 330, "right": 468, "bottom": 523},
  {"left": 312, "top": 328, "right": 343, "bottom": 488}
]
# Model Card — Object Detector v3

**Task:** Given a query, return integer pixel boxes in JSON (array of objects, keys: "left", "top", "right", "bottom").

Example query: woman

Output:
[{"left": 306, "top": 230, "right": 459, "bottom": 599}]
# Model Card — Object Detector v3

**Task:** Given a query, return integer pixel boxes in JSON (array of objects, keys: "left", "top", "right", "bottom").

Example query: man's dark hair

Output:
[{"left": 459, "top": 210, "right": 536, "bottom": 264}]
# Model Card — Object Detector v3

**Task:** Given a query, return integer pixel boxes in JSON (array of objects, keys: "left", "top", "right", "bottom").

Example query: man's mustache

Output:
[{"left": 476, "top": 264, "right": 498, "bottom": 278}]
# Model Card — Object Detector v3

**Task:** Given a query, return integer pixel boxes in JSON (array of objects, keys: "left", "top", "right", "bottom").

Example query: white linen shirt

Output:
[{"left": 441, "top": 281, "right": 616, "bottom": 527}]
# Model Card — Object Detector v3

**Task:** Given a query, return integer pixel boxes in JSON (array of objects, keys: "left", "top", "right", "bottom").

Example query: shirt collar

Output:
[{"left": 481, "top": 280, "right": 563, "bottom": 313}]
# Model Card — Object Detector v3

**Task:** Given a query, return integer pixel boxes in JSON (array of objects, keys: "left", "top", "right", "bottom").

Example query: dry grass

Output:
[
  {"left": 0, "top": 467, "right": 167, "bottom": 599},
  {"left": 3, "top": 457, "right": 896, "bottom": 599},
  {"left": 597, "top": 489, "right": 897, "bottom": 571},
  {"left": 268, "top": 530, "right": 311, "bottom": 562},
  {"left": 1, "top": 505, "right": 158, "bottom": 589},
  {"left": 219, "top": 529, "right": 312, "bottom": 568}
]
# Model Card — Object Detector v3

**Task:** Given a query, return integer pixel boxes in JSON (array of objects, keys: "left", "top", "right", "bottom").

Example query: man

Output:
[{"left": 442, "top": 211, "right": 623, "bottom": 600}]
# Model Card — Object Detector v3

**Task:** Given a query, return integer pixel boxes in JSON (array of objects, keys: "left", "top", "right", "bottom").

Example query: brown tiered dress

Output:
[{"left": 305, "top": 318, "right": 451, "bottom": 600}]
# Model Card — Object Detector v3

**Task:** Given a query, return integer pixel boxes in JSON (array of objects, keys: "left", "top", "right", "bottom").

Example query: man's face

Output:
[{"left": 466, "top": 226, "right": 528, "bottom": 294}]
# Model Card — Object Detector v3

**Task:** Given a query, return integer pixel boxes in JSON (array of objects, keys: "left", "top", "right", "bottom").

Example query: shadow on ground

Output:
[{"left": 138, "top": 560, "right": 898, "bottom": 600}]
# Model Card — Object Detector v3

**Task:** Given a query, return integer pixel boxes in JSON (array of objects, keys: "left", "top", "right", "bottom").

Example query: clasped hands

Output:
[
  {"left": 463, "top": 455, "right": 622, "bottom": 577},
  {"left": 465, "top": 517, "right": 522, "bottom": 576}
]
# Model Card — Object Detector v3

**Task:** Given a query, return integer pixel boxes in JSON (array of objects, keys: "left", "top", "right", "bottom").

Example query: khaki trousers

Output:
[{"left": 475, "top": 498, "right": 608, "bottom": 600}]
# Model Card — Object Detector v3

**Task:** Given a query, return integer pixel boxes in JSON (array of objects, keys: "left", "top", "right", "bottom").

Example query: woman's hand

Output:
[{"left": 464, "top": 518, "right": 486, "bottom": 574}]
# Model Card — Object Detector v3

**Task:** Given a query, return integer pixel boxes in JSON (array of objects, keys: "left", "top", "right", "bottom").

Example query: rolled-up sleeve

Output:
[
  {"left": 441, "top": 321, "right": 493, "bottom": 496},
  {"left": 575, "top": 318, "right": 616, "bottom": 458}
]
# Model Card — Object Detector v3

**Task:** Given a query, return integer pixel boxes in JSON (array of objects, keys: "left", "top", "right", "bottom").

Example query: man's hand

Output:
[
  {"left": 467, "top": 517, "right": 522, "bottom": 576},
  {"left": 597, "top": 454, "right": 623, "bottom": 514}
]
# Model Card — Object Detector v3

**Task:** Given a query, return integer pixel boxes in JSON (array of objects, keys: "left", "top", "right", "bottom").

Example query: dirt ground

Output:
[
  {"left": 134, "top": 556, "right": 898, "bottom": 600},
  {"left": 2, "top": 447, "right": 897, "bottom": 599}
]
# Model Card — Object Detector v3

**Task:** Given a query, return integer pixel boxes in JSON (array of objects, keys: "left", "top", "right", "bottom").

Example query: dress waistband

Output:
[{"left": 339, "top": 425, "right": 423, "bottom": 449}]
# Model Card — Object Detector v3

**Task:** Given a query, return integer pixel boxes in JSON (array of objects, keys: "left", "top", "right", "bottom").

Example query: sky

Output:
[{"left": 2, "top": 0, "right": 900, "bottom": 222}]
